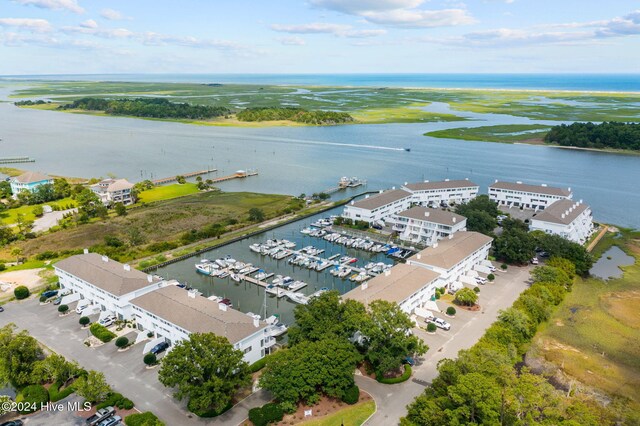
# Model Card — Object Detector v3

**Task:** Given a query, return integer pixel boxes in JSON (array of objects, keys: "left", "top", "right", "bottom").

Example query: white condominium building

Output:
[
  {"left": 342, "top": 263, "right": 441, "bottom": 314},
  {"left": 402, "top": 179, "right": 479, "bottom": 207},
  {"left": 54, "top": 252, "right": 163, "bottom": 320},
  {"left": 130, "top": 285, "right": 274, "bottom": 365},
  {"left": 488, "top": 180, "right": 572, "bottom": 211},
  {"left": 393, "top": 206, "right": 467, "bottom": 246},
  {"left": 407, "top": 231, "right": 493, "bottom": 291},
  {"left": 530, "top": 199, "right": 594, "bottom": 244},
  {"left": 342, "top": 188, "right": 412, "bottom": 226}
]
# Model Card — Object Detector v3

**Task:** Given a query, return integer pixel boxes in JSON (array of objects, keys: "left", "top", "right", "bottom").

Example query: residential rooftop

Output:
[
  {"left": 54, "top": 253, "right": 161, "bottom": 296},
  {"left": 349, "top": 189, "right": 411, "bottom": 210},
  {"left": 532, "top": 199, "right": 590, "bottom": 225},
  {"left": 403, "top": 179, "right": 479, "bottom": 191},
  {"left": 397, "top": 206, "right": 466, "bottom": 226},
  {"left": 342, "top": 263, "right": 440, "bottom": 306},
  {"left": 13, "top": 171, "right": 53, "bottom": 184},
  {"left": 408, "top": 231, "right": 493, "bottom": 270},
  {"left": 489, "top": 181, "right": 571, "bottom": 197},
  {"left": 130, "top": 285, "right": 266, "bottom": 343}
]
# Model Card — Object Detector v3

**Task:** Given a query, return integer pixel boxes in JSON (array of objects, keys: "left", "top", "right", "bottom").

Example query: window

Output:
[{"left": 244, "top": 346, "right": 252, "bottom": 354}]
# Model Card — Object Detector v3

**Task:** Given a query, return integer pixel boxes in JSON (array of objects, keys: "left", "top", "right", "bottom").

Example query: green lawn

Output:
[
  {"left": 352, "top": 105, "right": 464, "bottom": 124},
  {"left": 301, "top": 401, "right": 376, "bottom": 426},
  {"left": 137, "top": 183, "right": 199, "bottom": 203},
  {"left": 425, "top": 124, "right": 550, "bottom": 144},
  {"left": 0, "top": 197, "right": 76, "bottom": 225}
]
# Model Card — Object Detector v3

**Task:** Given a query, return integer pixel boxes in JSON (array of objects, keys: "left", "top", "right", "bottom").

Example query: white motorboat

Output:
[
  {"left": 238, "top": 264, "right": 253, "bottom": 274},
  {"left": 287, "top": 280, "right": 307, "bottom": 291},
  {"left": 271, "top": 275, "right": 284, "bottom": 286},
  {"left": 218, "top": 271, "right": 230, "bottom": 279},
  {"left": 287, "top": 292, "right": 309, "bottom": 305},
  {"left": 269, "top": 322, "right": 288, "bottom": 337},
  {"left": 338, "top": 267, "right": 352, "bottom": 278},
  {"left": 300, "top": 227, "right": 313, "bottom": 235},
  {"left": 230, "top": 273, "right": 242, "bottom": 283},
  {"left": 266, "top": 285, "right": 287, "bottom": 298},
  {"left": 283, "top": 240, "right": 296, "bottom": 249},
  {"left": 255, "top": 271, "right": 268, "bottom": 281},
  {"left": 215, "top": 258, "right": 227, "bottom": 267},
  {"left": 249, "top": 243, "right": 262, "bottom": 253}
]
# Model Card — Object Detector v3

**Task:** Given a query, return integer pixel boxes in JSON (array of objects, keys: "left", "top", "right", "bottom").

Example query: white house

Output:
[
  {"left": 54, "top": 252, "right": 163, "bottom": 320},
  {"left": 342, "top": 263, "right": 441, "bottom": 314},
  {"left": 488, "top": 180, "right": 572, "bottom": 211},
  {"left": 392, "top": 206, "right": 467, "bottom": 246},
  {"left": 10, "top": 171, "right": 54, "bottom": 198},
  {"left": 530, "top": 199, "right": 594, "bottom": 244},
  {"left": 402, "top": 179, "right": 479, "bottom": 207},
  {"left": 90, "top": 178, "right": 135, "bottom": 206},
  {"left": 407, "top": 231, "right": 493, "bottom": 291},
  {"left": 341, "top": 188, "right": 412, "bottom": 226},
  {"left": 130, "top": 285, "right": 274, "bottom": 364}
]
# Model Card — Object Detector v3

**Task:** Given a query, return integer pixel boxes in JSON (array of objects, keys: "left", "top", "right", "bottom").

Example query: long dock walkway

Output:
[
  {"left": 153, "top": 169, "right": 217, "bottom": 185},
  {"left": 0, "top": 156, "right": 35, "bottom": 164}
]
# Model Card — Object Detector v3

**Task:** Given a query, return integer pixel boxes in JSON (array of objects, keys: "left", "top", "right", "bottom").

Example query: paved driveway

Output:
[
  {"left": 0, "top": 299, "right": 270, "bottom": 425},
  {"left": 357, "top": 264, "right": 532, "bottom": 425}
]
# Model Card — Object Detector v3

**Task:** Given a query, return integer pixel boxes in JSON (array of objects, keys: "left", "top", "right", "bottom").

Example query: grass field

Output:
[
  {"left": 0, "top": 190, "right": 292, "bottom": 261},
  {"left": 0, "top": 197, "right": 76, "bottom": 225},
  {"left": 528, "top": 231, "right": 640, "bottom": 416},
  {"left": 11, "top": 81, "right": 640, "bottom": 123},
  {"left": 425, "top": 124, "right": 550, "bottom": 143},
  {"left": 137, "top": 183, "right": 200, "bottom": 203},
  {"left": 300, "top": 401, "right": 376, "bottom": 426}
]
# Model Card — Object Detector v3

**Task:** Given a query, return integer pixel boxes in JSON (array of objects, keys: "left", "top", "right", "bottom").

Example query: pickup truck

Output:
[{"left": 85, "top": 406, "right": 115, "bottom": 426}]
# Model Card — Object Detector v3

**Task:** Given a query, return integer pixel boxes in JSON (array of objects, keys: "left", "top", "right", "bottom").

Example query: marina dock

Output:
[
  {"left": 0, "top": 156, "right": 35, "bottom": 164},
  {"left": 153, "top": 169, "right": 217, "bottom": 185},
  {"left": 320, "top": 176, "right": 366, "bottom": 195}
]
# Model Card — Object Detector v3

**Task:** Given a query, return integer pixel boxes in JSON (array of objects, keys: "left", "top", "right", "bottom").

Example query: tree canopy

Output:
[
  {"left": 493, "top": 227, "right": 536, "bottom": 264},
  {"left": 545, "top": 121, "right": 640, "bottom": 151},
  {"left": 455, "top": 195, "right": 500, "bottom": 235},
  {"left": 0, "top": 324, "right": 43, "bottom": 388},
  {"left": 158, "top": 333, "right": 249, "bottom": 416},
  {"left": 236, "top": 107, "right": 354, "bottom": 125}
]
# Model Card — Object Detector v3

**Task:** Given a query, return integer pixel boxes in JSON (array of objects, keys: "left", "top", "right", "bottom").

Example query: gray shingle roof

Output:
[
  {"left": 397, "top": 206, "right": 465, "bottom": 226},
  {"left": 343, "top": 263, "right": 440, "bottom": 306},
  {"left": 350, "top": 189, "right": 411, "bottom": 211},
  {"left": 14, "top": 171, "right": 53, "bottom": 184},
  {"left": 54, "top": 253, "right": 161, "bottom": 296},
  {"left": 403, "top": 179, "right": 478, "bottom": 191},
  {"left": 130, "top": 285, "right": 266, "bottom": 343},
  {"left": 489, "top": 181, "right": 571, "bottom": 197},
  {"left": 532, "top": 199, "right": 590, "bottom": 225},
  {"left": 408, "top": 231, "right": 493, "bottom": 270}
]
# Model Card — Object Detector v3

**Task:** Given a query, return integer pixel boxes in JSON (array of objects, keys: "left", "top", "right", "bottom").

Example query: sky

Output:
[{"left": 1, "top": 0, "right": 640, "bottom": 75}]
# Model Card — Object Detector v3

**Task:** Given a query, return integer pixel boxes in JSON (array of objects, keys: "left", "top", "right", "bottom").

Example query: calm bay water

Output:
[{"left": 3, "top": 73, "right": 640, "bottom": 92}]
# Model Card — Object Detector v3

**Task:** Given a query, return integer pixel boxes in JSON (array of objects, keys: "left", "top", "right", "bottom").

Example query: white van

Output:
[{"left": 76, "top": 302, "right": 90, "bottom": 314}]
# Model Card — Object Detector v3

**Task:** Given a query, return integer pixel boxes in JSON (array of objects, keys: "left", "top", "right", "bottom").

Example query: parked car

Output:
[
  {"left": 487, "top": 265, "right": 497, "bottom": 272},
  {"left": 99, "top": 316, "right": 116, "bottom": 327},
  {"left": 97, "top": 415, "right": 121, "bottom": 426},
  {"left": 150, "top": 341, "right": 169, "bottom": 355},
  {"left": 86, "top": 406, "right": 115, "bottom": 426},
  {"left": 475, "top": 277, "right": 487, "bottom": 284},
  {"left": 538, "top": 251, "right": 550, "bottom": 258},
  {"left": 403, "top": 356, "right": 415, "bottom": 366},
  {"left": 0, "top": 306, "right": 4, "bottom": 312},
  {"left": 41, "top": 290, "right": 58, "bottom": 299},
  {"left": 76, "top": 303, "right": 89, "bottom": 314},
  {"left": 531, "top": 257, "right": 539, "bottom": 265},
  {"left": 430, "top": 317, "right": 451, "bottom": 331},
  {"left": 1, "top": 421, "right": 24, "bottom": 426},
  {"left": 53, "top": 296, "right": 63, "bottom": 305}
]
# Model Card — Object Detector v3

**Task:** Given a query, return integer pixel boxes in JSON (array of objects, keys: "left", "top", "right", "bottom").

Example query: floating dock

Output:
[
  {"left": 321, "top": 176, "right": 367, "bottom": 195},
  {"left": 0, "top": 156, "right": 35, "bottom": 164}
]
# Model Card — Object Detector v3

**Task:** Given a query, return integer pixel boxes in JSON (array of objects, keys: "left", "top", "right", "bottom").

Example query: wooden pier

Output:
[
  {"left": 319, "top": 177, "right": 366, "bottom": 195},
  {"left": 0, "top": 156, "right": 35, "bottom": 165},
  {"left": 153, "top": 169, "right": 217, "bottom": 185}
]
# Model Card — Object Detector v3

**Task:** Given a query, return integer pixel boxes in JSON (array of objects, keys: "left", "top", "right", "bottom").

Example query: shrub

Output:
[
  {"left": 143, "top": 353, "right": 157, "bottom": 366},
  {"left": 16, "top": 384, "right": 49, "bottom": 413},
  {"left": 446, "top": 307, "right": 456, "bottom": 316},
  {"left": 58, "top": 304, "right": 69, "bottom": 313},
  {"left": 115, "top": 336, "right": 129, "bottom": 348},
  {"left": 455, "top": 288, "right": 478, "bottom": 306},
  {"left": 262, "top": 403, "right": 284, "bottom": 423},
  {"left": 49, "top": 381, "right": 75, "bottom": 402},
  {"left": 39, "top": 295, "right": 48, "bottom": 303},
  {"left": 474, "top": 286, "right": 481, "bottom": 293},
  {"left": 125, "top": 412, "right": 164, "bottom": 426},
  {"left": 14, "top": 285, "right": 30, "bottom": 300},
  {"left": 96, "top": 392, "right": 134, "bottom": 410},
  {"left": 79, "top": 316, "right": 91, "bottom": 326},
  {"left": 249, "top": 407, "right": 266, "bottom": 426},
  {"left": 501, "top": 263, "right": 508, "bottom": 270},
  {"left": 342, "top": 385, "right": 360, "bottom": 405},
  {"left": 427, "top": 322, "right": 437, "bottom": 333},
  {"left": 248, "top": 354, "right": 271, "bottom": 373},
  {"left": 487, "top": 273, "right": 495, "bottom": 281},
  {"left": 0, "top": 263, "right": 5, "bottom": 271},
  {"left": 89, "top": 323, "right": 117, "bottom": 343},
  {"left": 377, "top": 365, "right": 412, "bottom": 384},
  {"left": 147, "top": 331, "right": 154, "bottom": 338}
]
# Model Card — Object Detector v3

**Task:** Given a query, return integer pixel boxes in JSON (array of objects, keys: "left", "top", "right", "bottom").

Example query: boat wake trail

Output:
[{"left": 218, "top": 133, "right": 407, "bottom": 152}]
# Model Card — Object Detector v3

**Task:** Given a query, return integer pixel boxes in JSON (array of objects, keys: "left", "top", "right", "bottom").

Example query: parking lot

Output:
[{"left": 0, "top": 297, "right": 270, "bottom": 425}]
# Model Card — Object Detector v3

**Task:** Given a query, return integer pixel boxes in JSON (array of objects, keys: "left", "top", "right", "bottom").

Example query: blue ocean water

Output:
[{"left": 2, "top": 73, "right": 640, "bottom": 92}]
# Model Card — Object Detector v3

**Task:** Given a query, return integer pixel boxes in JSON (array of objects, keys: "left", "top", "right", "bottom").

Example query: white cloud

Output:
[
  {"left": 271, "top": 22, "right": 386, "bottom": 38},
  {"left": 0, "top": 18, "right": 52, "bottom": 32},
  {"left": 362, "top": 8, "right": 475, "bottom": 28},
  {"left": 430, "top": 9, "right": 640, "bottom": 47},
  {"left": 310, "top": 0, "right": 474, "bottom": 28},
  {"left": 80, "top": 19, "right": 97, "bottom": 29},
  {"left": 100, "top": 8, "right": 131, "bottom": 21},
  {"left": 277, "top": 36, "right": 306, "bottom": 46},
  {"left": 15, "top": 0, "right": 84, "bottom": 14}
]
